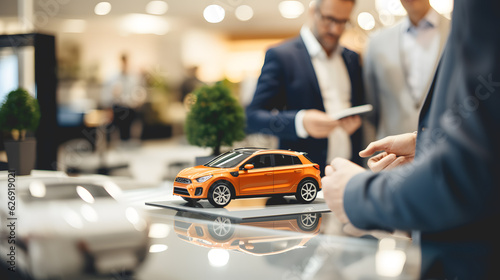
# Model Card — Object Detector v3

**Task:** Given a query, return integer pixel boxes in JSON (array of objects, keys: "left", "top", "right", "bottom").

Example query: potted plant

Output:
[
  {"left": 0, "top": 88, "right": 41, "bottom": 175},
  {"left": 185, "top": 81, "right": 246, "bottom": 165}
]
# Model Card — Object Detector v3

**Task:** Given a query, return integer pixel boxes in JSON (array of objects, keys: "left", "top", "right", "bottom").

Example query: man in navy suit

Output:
[
  {"left": 322, "top": 0, "right": 500, "bottom": 278},
  {"left": 246, "top": 0, "right": 365, "bottom": 173}
]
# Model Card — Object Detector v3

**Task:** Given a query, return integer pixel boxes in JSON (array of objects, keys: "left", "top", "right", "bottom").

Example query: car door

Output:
[
  {"left": 273, "top": 154, "right": 303, "bottom": 193},
  {"left": 238, "top": 154, "right": 274, "bottom": 195}
]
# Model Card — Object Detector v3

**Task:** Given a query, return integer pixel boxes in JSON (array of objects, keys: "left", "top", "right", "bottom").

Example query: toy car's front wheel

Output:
[
  {"left": 208, "top": 181, "right": 233, "bottom": 207},
  {"left": 208, "top": 216, "right": 235, "bottom": 240},
  {"left": 295, "top": 179, "right": 318, "bottom": 203}
]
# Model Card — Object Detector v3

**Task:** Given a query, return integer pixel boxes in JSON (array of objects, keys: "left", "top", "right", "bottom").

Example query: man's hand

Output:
[
  {"left": 359, "top": 133, "right": 417, "bottom": 172},
  {"left": 303, "top": 109, "right": 339, "bottom": 138},
  {"left": 339, "top": 115, "right": 362, "bottom": 135},
  {"left": 322, "top": 158, "right": 365, "bottom": 224}
]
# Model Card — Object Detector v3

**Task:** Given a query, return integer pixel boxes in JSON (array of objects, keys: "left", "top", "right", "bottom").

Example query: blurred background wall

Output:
[{"left": 0, "top": 0, "right": 453, "bottom": 174}]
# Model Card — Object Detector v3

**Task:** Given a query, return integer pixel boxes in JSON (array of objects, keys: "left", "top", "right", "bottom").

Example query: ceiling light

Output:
[
  {"left": 146, "top": 1, "right": 169, "bottom": 15},
  {"left": 203, "top": 5, "right": 225, "bottom": 23},
  {"left": 121, "top": 13, "right": 170, "bottom": 35},
  {"left": 235, "top": 5, "right": 254, "bottom": 22},
  {"left": 278, "top": 1, "right": 305, "bottom": 19},
  {"left": 357, "top": 12, "right": 375, "bottom": 31},
  {"left": 94, "top": 2, "right": 112, "bottom": 16}
]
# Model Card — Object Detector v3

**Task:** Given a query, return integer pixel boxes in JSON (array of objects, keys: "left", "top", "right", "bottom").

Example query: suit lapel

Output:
[
  {"left": 419, "top": 59, "right": 441, "bottom": 124},
  {"left": 341, "top": 49, "right": 359, "bottom": 104},
  {"left": 418, "top": 15, "right": 451, "bottom": 109},
  {"left": 437, "top": 15, "right": 451, "bottom": 56},
  {"left": 386, "top": 23, "right": 414, "bottom": 107}
]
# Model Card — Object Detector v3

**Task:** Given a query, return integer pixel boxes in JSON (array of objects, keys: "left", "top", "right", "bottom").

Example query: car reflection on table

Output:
[
  {"left": 173, "top": 210, "right": 321, "bottom": 256},
  {"left": 0, "top": 175, "right": 150, "bottom": 279}
]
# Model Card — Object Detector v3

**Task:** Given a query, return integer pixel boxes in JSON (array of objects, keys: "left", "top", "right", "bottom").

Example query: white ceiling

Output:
[{"left": 0, "top": 0, "right": 375, "bottom": 37}]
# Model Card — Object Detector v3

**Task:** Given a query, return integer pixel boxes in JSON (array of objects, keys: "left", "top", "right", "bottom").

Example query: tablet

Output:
[{"left": 331, "top": 104, "right": 373, "bottom": 120}]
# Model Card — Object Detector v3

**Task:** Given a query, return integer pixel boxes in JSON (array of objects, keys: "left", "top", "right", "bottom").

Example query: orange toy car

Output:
[{"left": 173, "top": 148, "right": 322, "bottom": 207}]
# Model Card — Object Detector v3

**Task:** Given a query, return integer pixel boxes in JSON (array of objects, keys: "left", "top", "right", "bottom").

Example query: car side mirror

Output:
[{"left": 244, "top": 164, "right": 254, "bottom": 170}]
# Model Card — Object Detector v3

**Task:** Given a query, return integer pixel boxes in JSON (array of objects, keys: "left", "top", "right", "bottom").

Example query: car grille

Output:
[
  {"left": 175, "top": 177, "right": 192, "bottom": 184},
  {"left": 174, "top": 187, "right": 190, "bottom": 196}
]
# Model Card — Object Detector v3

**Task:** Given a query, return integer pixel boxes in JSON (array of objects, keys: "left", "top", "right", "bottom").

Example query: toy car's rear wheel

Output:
[
  {"left": 297, "top": 213, "right": 321, "bottom": 231},
  {"left": 295, "top": 179, "right": 318, "bottom": 203},
  {"left": 208, "top": 181, "right": 233, "bottom": 208}
]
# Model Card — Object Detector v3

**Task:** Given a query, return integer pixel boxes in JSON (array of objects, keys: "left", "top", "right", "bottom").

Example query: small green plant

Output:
[
  {"left": 0, "top": 88, "right": 40, "bottom": 141},
  {"left": 185, "top": 81, "right": 246, "bottom": 155}
]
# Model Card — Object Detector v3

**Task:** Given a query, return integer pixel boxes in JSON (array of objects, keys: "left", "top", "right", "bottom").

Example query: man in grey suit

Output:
[
  {"left": 363, "top": 0, "right": 450, "bottom": 140},
  {"left": 322, "top": 0, "right": 500, "bottom": 278}
]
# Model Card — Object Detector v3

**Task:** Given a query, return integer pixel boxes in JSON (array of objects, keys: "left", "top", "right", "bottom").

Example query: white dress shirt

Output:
[
  {"left": 295, "top": 26, "right": 352, "bottom": 163},
  {"left": 401, "top": 8, "right": 441, "bottom": 106}
]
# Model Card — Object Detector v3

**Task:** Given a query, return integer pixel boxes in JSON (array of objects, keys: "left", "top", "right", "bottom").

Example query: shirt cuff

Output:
[{"left": 295, "top": 109, "right": 309, "bottom": 139}]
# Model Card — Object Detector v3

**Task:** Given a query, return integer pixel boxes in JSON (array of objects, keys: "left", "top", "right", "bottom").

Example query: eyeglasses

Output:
[{"left": 316, "top": 10, "right": 350, "bottom": 29}]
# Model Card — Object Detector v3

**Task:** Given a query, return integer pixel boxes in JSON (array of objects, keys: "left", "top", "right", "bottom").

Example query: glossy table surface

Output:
[
  {"left": 11, "top": 173, "right": 488, "bottom": 280},
  {"left": 136, "top": 202, "right": 420, "bottom": 280}
]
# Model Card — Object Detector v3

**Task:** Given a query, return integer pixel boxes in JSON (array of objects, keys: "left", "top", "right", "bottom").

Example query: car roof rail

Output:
[
  {"left": 233, "top": 147, "right": 270, "bottom": 150},
  {"left": 233, "top": 147, "right": 270, "bottom": 153},
  {"left": 285, "top": 148, "right": 308, "bottom": 155}
]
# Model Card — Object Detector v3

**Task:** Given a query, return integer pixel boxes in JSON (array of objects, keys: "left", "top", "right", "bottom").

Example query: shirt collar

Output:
[
  {"left": 300, "top": 25, "right": 343, "bottom": 59},
  {"left": 402, "top": 8, "right": 440, "bottom": 34}
]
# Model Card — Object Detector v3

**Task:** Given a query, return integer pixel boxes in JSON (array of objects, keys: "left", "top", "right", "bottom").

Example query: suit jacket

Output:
[
  {"left": 363, "top": 11, "right": 450, "bottom": 140},
  {"left": 344, "top": 0, "right": 500, "bottom": 277},
  {"left": 246, "top": 36, "right": 365, "bottom": 172}
]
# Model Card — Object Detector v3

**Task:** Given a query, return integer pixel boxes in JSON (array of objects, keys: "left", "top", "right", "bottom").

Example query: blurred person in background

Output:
[
  {"left": 322, "top": 0, "right": 500, "bottom": 278},
  {"left": 101, "top": 53, "right": 146, "bottom": 148},
  {"left": 363, "top": 0, "right": 450, "bottom": 141},
  {"left": 180, "top": 65, "right": 204, "bottom": 102},
  {"left": 246, "top": 0, "right": 366, "bottom": 173}
]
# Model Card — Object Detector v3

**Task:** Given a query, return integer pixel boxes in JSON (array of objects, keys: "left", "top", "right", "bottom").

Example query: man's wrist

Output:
[{"left": 295, "top": 110, "right": 309, "bottom": 139}]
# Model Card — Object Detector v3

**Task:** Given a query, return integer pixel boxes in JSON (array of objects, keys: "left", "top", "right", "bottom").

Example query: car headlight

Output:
[{"left": 196, "top": 175, "right": 213, "bottom": 183}]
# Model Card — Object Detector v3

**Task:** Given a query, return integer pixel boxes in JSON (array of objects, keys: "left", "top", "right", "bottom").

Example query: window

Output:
[
  {"left": 274, "top": 154, "right": 294, "bottom": 167},
  {"left": 205, "top": 151, "right": 250, "bottom": 168},
  {"left": 274, "top": 154, "right": 302, "bottom": 166},
  {"left": 242, "top": 155, "right": 272, "bottom": 169},
  {"left": 292, "top": 156, "right": 302, "bottom": 165}
]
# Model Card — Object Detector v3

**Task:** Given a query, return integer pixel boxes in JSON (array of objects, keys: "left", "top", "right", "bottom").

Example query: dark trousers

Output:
[{"left": 112, "top": 105, "right": 136, "bottom": 141}]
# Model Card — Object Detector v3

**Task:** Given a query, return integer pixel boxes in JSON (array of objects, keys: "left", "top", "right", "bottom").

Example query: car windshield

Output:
[{"left": 204, "top": 151, "right": 251, "bottom": 168}]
